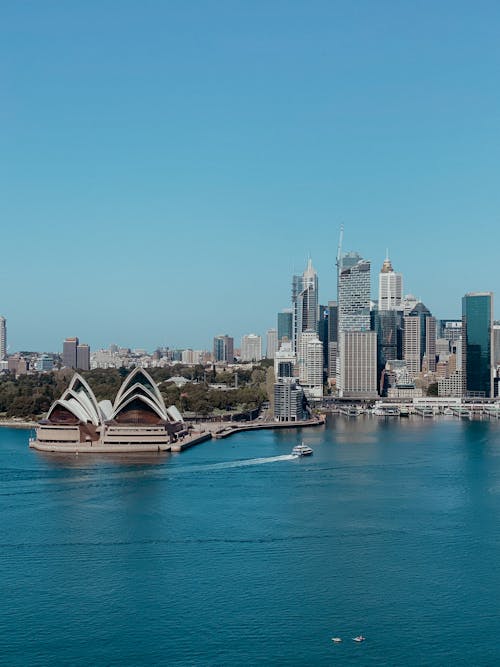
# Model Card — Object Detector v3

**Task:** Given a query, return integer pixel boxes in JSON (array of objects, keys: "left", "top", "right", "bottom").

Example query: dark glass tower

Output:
[{"left": 462, "top": 292, "right": 493, "bottom": 398}]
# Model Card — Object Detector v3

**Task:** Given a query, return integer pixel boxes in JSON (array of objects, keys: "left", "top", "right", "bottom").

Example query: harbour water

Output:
[{"left": 2, "top": 416, "right": 500, "bottom": 665}]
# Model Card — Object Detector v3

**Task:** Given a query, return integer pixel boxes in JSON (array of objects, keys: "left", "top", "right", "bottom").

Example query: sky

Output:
[{"left": 2, "top": 1, "right": 500, "bottom": 352}]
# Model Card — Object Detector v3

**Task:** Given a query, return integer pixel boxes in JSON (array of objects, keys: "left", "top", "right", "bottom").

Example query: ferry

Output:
[{"left": 292, "top": 443, "right": 313, "bottom": 457}]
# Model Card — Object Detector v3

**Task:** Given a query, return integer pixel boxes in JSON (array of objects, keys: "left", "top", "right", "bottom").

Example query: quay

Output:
[{"left": 211, "top": 415, "right": 325, "bottom": 439}]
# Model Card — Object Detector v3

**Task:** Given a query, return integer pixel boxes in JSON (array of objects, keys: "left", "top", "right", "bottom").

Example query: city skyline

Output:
[
  {"left": 1, "top": 242, "right": 499, "bottom": 353},
  {"left": 3, "top": 3, "right": 500, "bottom": 350}
]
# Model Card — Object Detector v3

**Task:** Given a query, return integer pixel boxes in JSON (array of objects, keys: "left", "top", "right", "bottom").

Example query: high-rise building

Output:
[
  {"left": 317, "top": 304, "right": 329, "bottom": 369},
  {"left": 62, "top": 337, "right": 79, "bottom": 368},
  {"left": 402, "top": 294, "right": 419, "bottom": 316},
  {"left": 462, "top": 292, "right": 494, "bottom": 397},
  {"left": 273, "top": 378, "right": 305, "bottom": 422},
  {"left": 373, "top": 308, "right": 403, "bottom": 379},
  {"left": 403, "top": 315, "right": 421, "bottom": 379},
  {"left": 425, "top": 316, "right": 437, "bottom": 372},
  {"left": 297, "top": 331, "right": 323, "bottom": 398},
  {"left": 213, "top": 335, "right": 234, "bottom": 363},
  {"left": 494, "top": 322, "right": 500, "bottom": 366},
  {"left": 266, "top": 329, "right": 278, "bottom": 359},
  {"left": 274, "top": 339, "right": 296, "bottom": 379},
  {"left": 338, "top": 256, "right": 371, "bottom": 333},
  {"left": 76, "top": 344, "right": 90, "bottom": 371},
  {"left": 292, "top": 259, "right": 318, "bottom": 351},
  {"left": 338, "top": 331, "right": 378, "bottom": 398},
  {"left": 0, "top": 316, "right": 6, "bottom": 360},
  {"left": 277, "top": 309, "right": 293, "bottom": 344},
  {"left": 403, "top": 303, "right": 433, "bottom": 378},
  {"left": 327, "top": 301, "right": 338, "bottom": 379},
  {"left": 440, "top": 320, "right": 462, "bottom": 342},
  {"left": 241, "top": 334, "right": 262, "bottom": 362},
  {"left": 378, "top": 254, "right": 403, "bottom": 311}
]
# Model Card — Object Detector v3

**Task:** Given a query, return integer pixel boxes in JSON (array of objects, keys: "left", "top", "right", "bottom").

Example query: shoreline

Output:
[{"left": 0, "top": 420, "right": 37, "bottom": 430}]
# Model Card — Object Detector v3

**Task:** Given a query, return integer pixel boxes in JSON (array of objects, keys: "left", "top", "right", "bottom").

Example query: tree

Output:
[{"left": 427, "top": 383, "right": 438, "bottom": 397}]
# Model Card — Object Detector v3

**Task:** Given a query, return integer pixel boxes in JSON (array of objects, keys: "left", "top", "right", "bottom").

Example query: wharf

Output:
[
  {"left": 212, "top": 416, "right": 325, "bottom": 439},
  {"left": 170, "top": 431, "right": 211, "bottom": 452}
]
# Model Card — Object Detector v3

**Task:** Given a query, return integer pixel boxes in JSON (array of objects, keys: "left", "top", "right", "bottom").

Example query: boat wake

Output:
[{"left": 202, "top": 454, "right": 297, "bottom": 470}]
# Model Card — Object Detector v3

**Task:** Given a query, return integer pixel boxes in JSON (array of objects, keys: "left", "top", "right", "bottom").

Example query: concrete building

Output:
[
  {"left": 493, "top": 322, "right": 500, "bottom": 366},
  {"left": 401, "top": 294, "right": 418, "bottom": 316},
  {"left": 76, "top": 344, "right": 90, "bottom": 371},
  {"left": 338, "top": 331, "right": 378, "bottom": 398},
  {"left": 241, "top": 334, "right": 262, "bottom": 362},
  {"left": 62, "top": 337, "right": 79, "bottom": 369},
  {"left": 213, "top": 335, "right": 234, "bottom": 363},
  {"left": 403, "top": 315, "right": 421, "bottom": 379},
  {"left": 425, "top": 316, "right": 437, "bottom": 372},
  {"left": 274, "top": 339, "right": 296, "bottom": 378},
  {"left": 181, "top": 349, "right": 204, "bottom": 365},
  {"left": 266, "top": 328, "right": 278, "bottom": 359},
  {"left": 440, "top": 320, "right": 462, "bottom": 342},
  {"left": 273, "top": 378, "right": 305, "bottom": 422},
  {"left": 327, "top": 301, "right": 338, "bottom": 380},
  {"left": 8, "top": 354, "right": 29, "bottom": 376},
  {"left": 297, "top": 331, "right": 323, "bottom": 399},
  {"left": 0, "top": 316, "right": 6, "bottom": 360},
  {"left": 36, "top": 355, "right": 54, "bottom": 372},
  {"left": 378, "top": 254, "right": 403, "bottom": 311},
  {"left": 438, "top": 370, "right": 463, "bottom": 397},
  {"left": 462, "top": 292, "right": 494, "bottom": 398}
]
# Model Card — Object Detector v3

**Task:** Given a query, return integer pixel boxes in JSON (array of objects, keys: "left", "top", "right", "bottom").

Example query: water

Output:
[{"left": 1, "top": 417, "right": 500, "bottom": 665}]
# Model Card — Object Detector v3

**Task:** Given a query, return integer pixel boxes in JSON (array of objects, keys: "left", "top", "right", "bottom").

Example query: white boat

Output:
[
  {"left": 352, "top": 635, "right": 365, "bottom": 642},
  {"left": 292, "top": 443, "right": 313, "bottom": 457},
  {"left": 331, "top": 637, "right": 342, "bottom": 643}
]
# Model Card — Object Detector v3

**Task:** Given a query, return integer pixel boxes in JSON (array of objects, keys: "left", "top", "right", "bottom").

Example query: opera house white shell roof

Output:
[{"left": 46, "top": 368, "right": 183, "bottom": 426}]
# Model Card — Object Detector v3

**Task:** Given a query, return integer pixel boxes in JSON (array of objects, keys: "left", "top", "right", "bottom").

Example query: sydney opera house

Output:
[{"left": 30, "top": 368, "right": 186, "bottom": 452}]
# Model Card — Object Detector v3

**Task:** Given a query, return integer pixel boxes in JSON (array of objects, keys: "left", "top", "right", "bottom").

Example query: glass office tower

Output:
[{"left": 462, "top": 292, "right": 493, "bottom": 398}]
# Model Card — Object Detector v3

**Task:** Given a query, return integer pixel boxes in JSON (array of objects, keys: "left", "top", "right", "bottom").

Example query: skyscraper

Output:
[
  {"left": 266, "top": 328, "right": 278, "bottom": 359},
  {"left": 277, "top": 309, "right": 293, "bottom": 345},
  {"left": 76, "top": 344, "right": 90, "bottom": 371},
  {"left": 213, "top": 335, "right": 234, "bottom": 363},
  {"left": 403, "top": 303, "right": 433, "bottom": 378},
  {"left": 241, "top": 334, "right": 262, "bottom": 362},
  {"left": 462, "top": 292, "right": 494, "bottom": 397},
  {"left": 338, "top": 331, "right": 378, "bottom": 398},
  {"left": 327, "top": 301, "right": 338, "bottom": 379},
  {"left": 62, "top": 337, "right": 79, "bottom": 368},
  {"left": 292, "top": 258, "right": 318, "bottom": 351},
  {"left": 297, "top": 330, "right": 323, "bottom": 398},
  {"left": 338, "top": 256, "right": 371, "bottom": 333},
  {"left": 0, "top": 316, "right": 6, "bottom": 360},
  {"left": 378, "top": 254, "right": 403, "bottom": 311}
]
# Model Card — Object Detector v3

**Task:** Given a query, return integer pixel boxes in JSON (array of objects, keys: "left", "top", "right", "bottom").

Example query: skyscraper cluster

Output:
[{"left": 271, "top": 237, "right": 497, "bottom": 419}]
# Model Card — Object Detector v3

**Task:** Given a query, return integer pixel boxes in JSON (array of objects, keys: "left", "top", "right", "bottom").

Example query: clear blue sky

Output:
[{"left": 2, "top": 1, "right": 500, "bottom": 352}]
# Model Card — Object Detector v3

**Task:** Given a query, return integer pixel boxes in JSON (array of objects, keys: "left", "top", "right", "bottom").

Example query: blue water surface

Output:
[{"left": 1, "top": 416, "right": 500, "bottom": 666}]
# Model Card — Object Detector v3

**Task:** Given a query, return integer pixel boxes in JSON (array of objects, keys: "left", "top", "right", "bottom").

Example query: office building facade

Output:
[
  {"left": 213, "top": 335, "right": 234, "bottom": 363},
  {"left": 378, "top": 255, "right": 403, "bottom": 311},
  {"left": 462, "top": 292, "right": 494, "bottom": 397},
  {"left": 241, "top": 334, "right": 262, "bottom": 362},
  {"left": 0, "top": 316, "right": 6, "bottom": 360}
]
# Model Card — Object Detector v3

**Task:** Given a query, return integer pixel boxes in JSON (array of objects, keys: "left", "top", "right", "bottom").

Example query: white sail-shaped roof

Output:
[
  {"left": 46, "top": 373, "right": 103, "bottom": 425},
  {"left": 110, "top": 393, "right": 168, "bottom": 422},
  {"left": 166, "top": 405, "right": 183, "bottom": 423},
  {"left": 113, "top": 367, "right": 164, "bottom": 409}
]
